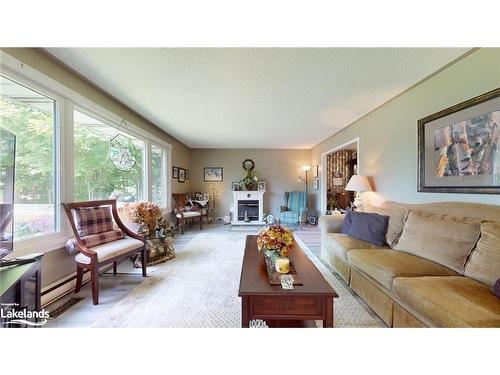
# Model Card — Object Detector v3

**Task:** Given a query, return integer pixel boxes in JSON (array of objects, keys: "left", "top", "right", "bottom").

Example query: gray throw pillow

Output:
[
  {"left": 348, "top": 211, "right": 389, "bottom": 246},
  {"left": 340, "top": 209, "right": 354, "bottom": 234},
  {"left": 493, "top": 279, "right": 500, "bottom": 299}
]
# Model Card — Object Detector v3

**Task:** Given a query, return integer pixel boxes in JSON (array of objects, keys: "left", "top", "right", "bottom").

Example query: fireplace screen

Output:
[{"left": 237, "top": 200, "right": 259, "bottom": 221}]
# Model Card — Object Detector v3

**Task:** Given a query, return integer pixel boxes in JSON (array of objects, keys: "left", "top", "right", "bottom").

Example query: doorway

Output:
[{"left": 320, "top": 138, "right": 358, "bottom": 214}]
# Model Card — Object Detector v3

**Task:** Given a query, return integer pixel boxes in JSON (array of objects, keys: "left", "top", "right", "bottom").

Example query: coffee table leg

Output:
[
  {"left": 241, "top": 296, "right": 250, "bottom": 328},
  {"left": 323, "top": 297, "right": 334, "bottom": 328}
]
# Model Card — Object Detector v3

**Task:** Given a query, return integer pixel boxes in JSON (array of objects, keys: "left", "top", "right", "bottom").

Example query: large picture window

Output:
[
  {"left": 0, "top": 75, "right": 57, "bottom": 240},
  {"left": 74, "top": 109, "right": 145, "bottom": 202},
  {"left": 1, "top": 54, "right": 172, "bottom": 254}
]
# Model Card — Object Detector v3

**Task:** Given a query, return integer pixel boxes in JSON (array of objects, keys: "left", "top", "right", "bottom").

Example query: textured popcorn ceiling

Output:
[{"left": 46, "top": 48, "right": 469, "bottom": 149}]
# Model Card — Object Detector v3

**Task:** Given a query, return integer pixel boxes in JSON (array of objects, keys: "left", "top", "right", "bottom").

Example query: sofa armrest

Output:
[{"left": 318, "top": 215, "right": 344, "bottom": 234}]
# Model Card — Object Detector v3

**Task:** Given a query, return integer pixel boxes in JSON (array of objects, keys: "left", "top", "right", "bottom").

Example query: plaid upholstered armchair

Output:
[
  {"left": 278, "top": 191, "right": 307, "bottom": 226},
  {"left": 63, "top": 199, "right": 146, "bottom": 305}
]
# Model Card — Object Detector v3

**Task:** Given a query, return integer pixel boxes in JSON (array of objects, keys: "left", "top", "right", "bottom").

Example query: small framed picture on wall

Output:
[
  {"left": 313, "top": 165, "right": 319, "bottom": 178},
  {"left": 178, "top": 168, "right": 186, "bottom": 183},
  {"left": 185, "top": 169, "right": 189, "bottom": 180},
  {"left": 204, "top": 167, "right": 223, "bottom": 182},
  {"left": 232, "top": 182, "right": 239, "bottom": 191},
  {"left": 173, "top": 166, "right": 179, "bottom": 179},
  {"left": 313, "top": 178, "right": 319, "bottom": 190},
  {"left": 258, "top": 181, "right": 267, "bottom": 191}
]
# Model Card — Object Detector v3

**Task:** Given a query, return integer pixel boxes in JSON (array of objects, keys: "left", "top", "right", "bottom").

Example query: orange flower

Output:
[{"left": 256, "top": 224, "right": 295, "bottom": 257}]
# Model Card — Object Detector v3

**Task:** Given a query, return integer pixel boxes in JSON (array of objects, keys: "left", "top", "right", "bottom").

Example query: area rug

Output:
[{"left": 92, "top": 231, "right": 380, "bottom": 328}]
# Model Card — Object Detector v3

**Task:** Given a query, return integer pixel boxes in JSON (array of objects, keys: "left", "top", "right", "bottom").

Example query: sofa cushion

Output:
[
  {"left": 394, "top": 210, "right": 481, "bottom": 273},
  {"left": 464, "top": 221, "right": 500, "bottom": 287},
  {"left": 323, "top": 233, "right": 385, "bottom": 261},
  {"left": 393, "top": 276, "right": 500, "bottom": 327},
  {"left": 348, "top": 211, "right": 389, "bottom": 246},
  {"left": 364, "top": 204, "right": 408, "bottom": 247},
  {"left": 75, "top": 237, "right": 144, "bottom": 264},
  {"left": 347, "top": 249, "right": 458, "bottom": 290}
]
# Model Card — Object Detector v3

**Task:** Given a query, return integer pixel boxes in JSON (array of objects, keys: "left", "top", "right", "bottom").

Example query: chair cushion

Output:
[
  {"left": 66, "top": 229, "right": 124, "bottom": 254},
  {"left": 75, "top": 237, "right": 144, "bottom": 264},
  {"left": 465, "top": 221, "right": 500, "bottom": 287},
  {"left": 364, "top": 204, "right": 408, "bottom": 247},
  {"left": 279, "top": 211, "right": 300, "bottom": 223},
  {"left": 74, "top": 206, "right": 114, "bottom": 236},
  {"left": 394, "top": 210, "right": 481, "bottom": 273},
  {"left": 324, "top": 233, "right": 385, "bottom": 261},
  {"left": 176, "top": 211, "right": 202, "bottom": 219},
  {"left": 347, "top": 249, "right": 458, "bottom": 290},
  {"left": 393, "top": 276, "right": 500, "bottom": 327}
]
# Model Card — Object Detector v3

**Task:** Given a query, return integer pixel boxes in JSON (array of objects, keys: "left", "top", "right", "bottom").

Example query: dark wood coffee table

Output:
[{"left": 238, "top": 235, "right": 338, "bottom": 328}]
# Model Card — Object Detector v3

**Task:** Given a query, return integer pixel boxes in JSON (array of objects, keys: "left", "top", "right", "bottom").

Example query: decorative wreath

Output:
[{"left": 242, "top": 159, "right": 255, "bottom": 171}]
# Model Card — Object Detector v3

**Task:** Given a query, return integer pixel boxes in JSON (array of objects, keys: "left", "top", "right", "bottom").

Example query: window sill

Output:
[{"left": 11, "top": 233, "right": 71, "bottom": 258}]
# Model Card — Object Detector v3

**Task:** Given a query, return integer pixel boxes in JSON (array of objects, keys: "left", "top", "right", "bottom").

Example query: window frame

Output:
[
  {"left": 1, "top": 51, "right": 172, "bottom": 256},
  {"left": 1, "top": 67, "right": 65, "bottom": 254}
]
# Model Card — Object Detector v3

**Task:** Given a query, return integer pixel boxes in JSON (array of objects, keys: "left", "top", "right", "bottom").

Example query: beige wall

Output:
[
  {"left": 1, "top": 48, "right": 191, "bottom": 287},
  {"left": 310, "top": 48, "right": 500, "bottom": 216},
  {"left": 190, "top": 149, "right": 311, "bottom": 219}
]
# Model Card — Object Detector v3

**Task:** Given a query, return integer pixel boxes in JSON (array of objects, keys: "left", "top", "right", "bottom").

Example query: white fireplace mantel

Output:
[{"left": 231, "top": 190, "right": 265, "bottom": 226}]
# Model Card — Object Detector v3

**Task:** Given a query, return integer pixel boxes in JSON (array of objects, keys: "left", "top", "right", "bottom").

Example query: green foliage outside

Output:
[{"left": 0, "top": 96, "right": 144, "bottom": 237}]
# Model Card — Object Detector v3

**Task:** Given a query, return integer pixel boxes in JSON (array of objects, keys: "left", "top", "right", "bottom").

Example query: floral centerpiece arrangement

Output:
[
  {"left": 119, "top": 202, "right": 162, "bottom": 236},
  {"left": 257, "top": 224, "right": 295, "bottom": 273}
]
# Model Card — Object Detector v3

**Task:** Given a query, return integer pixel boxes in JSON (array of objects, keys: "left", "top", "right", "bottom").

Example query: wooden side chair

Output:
[
  {"left": 63, "top": 199, "right": 146, "bottom": 305},
  {"left": 172, "top": 193, "right": 203, "bottom": 234}
]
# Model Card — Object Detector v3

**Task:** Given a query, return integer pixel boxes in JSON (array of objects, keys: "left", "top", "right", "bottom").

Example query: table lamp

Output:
[{"left": 345, "top": 175, "right": 372, "bottom": 210}]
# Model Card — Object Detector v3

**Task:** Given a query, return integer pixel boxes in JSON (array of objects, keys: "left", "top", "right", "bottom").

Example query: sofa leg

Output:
[
  {"left": 199, "top": 217, "right": 203, "bottom": 230},
  {"left": 113, "top": 261, "right": 117, "bottom": 275},
  {"left": 91, "top": 264, "right": 99, "bottom": 305},
  {"left": 75, "top": 266, "right": 83, "bottom": 293}
]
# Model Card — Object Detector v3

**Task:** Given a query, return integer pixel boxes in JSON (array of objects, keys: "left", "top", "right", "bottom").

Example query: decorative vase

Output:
[
  {"left": 263, "top": 249, "right": 279, "bottom": 273},
  {"left": 245, "top": 182, "right": 256, "bottom": 191}
]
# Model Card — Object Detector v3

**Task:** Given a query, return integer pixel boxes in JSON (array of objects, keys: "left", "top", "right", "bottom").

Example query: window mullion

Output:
[{"left": 145, "top": 140, "right": 152, "bottom": 202}]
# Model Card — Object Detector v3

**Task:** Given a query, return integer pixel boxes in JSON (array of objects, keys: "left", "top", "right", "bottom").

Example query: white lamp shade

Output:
[
  {"left": 345, "top": 175, "right": 372, "bottom": 192},
  {"left": 302, "top": 165, "right": 311, "bottom": 171}
]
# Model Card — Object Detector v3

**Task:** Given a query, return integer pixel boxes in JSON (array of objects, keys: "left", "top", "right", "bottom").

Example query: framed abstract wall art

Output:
[{"left": 417, "top": 87, "right": 500, "bottom": 194}]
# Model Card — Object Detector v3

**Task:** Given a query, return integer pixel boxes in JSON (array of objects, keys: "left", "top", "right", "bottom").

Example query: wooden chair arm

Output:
[
  {"left": 75, "top": 242, "right": 98, "bottom": 259},
  {"left": 111, "top": 204, "right": 146, "bottom": 242}
]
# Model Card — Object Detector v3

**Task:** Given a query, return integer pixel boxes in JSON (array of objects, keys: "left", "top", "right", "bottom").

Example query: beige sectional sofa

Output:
[{"left": 319, "top": 201, "right": 500, "bottom": 327}]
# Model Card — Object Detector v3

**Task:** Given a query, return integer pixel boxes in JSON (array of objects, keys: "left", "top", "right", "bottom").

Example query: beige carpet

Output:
[{"left": 92, "top": 231, "right": 380, "bottom": 328}]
